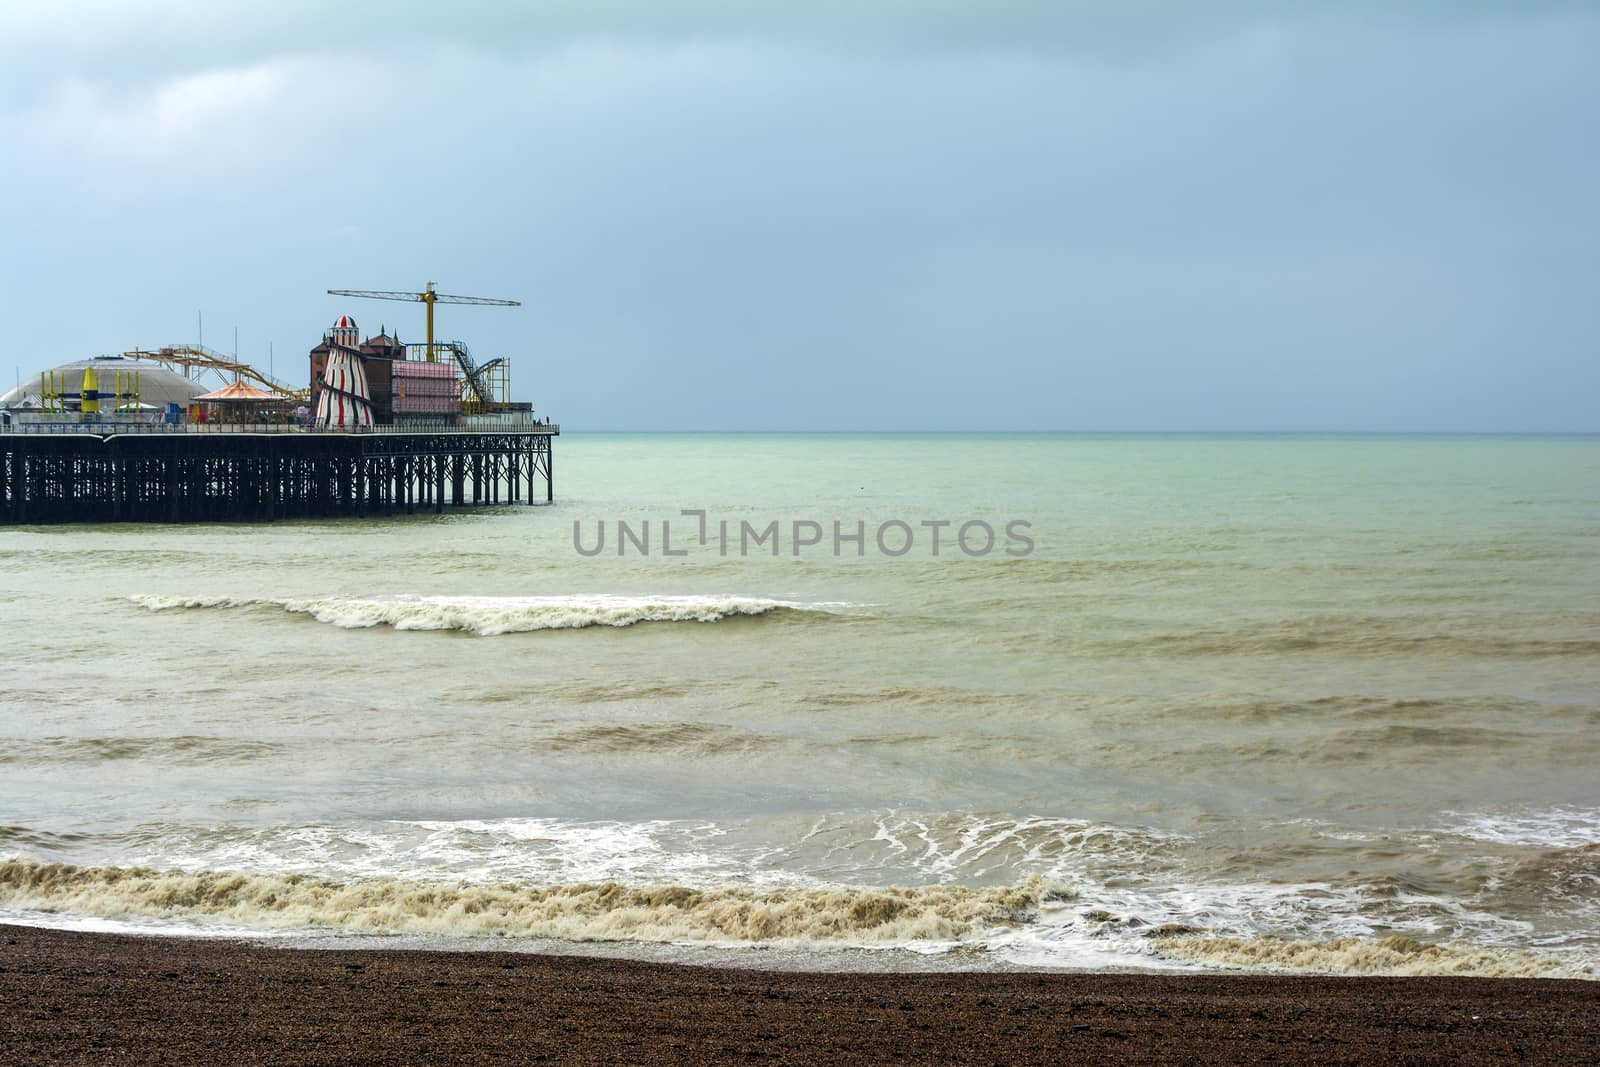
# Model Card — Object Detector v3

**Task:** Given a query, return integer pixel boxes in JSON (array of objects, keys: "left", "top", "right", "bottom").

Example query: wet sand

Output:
[{"left": 2, "top": 924, "right": 1596, "bottom": 1064}]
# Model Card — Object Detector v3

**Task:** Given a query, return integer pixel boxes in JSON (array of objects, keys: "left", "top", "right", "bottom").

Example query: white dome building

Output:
[{"left": 1, "top": 356, "right": 209, "bottom": 413}]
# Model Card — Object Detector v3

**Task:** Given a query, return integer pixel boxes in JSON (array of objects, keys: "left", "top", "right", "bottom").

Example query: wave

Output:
[
  {"left": 0, "top": 736, "right": 285, "bottom": 766},
  {"left": 1217, "top": 724, "right": 1595, "bottom": 767},
  {"left": 3, "top": 808, "right": 1596, "bottom": 977},
  {"left": 1096, "top": 730, "right": 1600, "bottom": 776},
  {"left": 0, "top": 858, "right": 1055, "bottom": 944},
  {"left": 1440, "top": 808, "right": 1600, "bottom": 850},
  {"left": 127, "top": 594, "right": 855, "bottom": 636},
  {"left": 1154, "top": 694, "right": 1600, "bottom": 727},
  {"left": 0, "top": 827, "right": 91, "bottom": 853},
  {"left": 2, "top": 856, "right": 1590, "bottom": 979},
  {"left": 931, "top": 558, "right": 1261, "bottom": 585},
  {"left": 543, "top": 682, "right": 695, "bottom": 705},
  {"left": 798, "top": 686, "right": 1032, "bottom": 713},
  {"left": 839, "top": 813, "right": 1180, "bottom": 883},
  {"left": 1108, "top": 613, "right": 1600, "bottom": 660},
  {"left": 67, "top": 814, "right": 1177, "bottom": 895},
  {"left": 1155, "top": 934, "right": 1585, "bottom": 979},
  {"left": 534, "top": 721, "right": 791, "bottom": 757}
]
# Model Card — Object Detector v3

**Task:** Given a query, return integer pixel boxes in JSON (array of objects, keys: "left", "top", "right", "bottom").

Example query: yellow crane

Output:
[
  {"left": 326, "top": 282, "right": 521, "bottom": 413},
  {"left": 327, "top": 281, "right": 519, "bottom": 360}
]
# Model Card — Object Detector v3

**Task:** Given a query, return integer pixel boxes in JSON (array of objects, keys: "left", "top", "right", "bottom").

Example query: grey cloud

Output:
[
  {"left": 1, "top": 8, "right": 1596, "bottom": 430},
  {"left": 1, "top": 1, "right": 1590, "bottom": 92}
]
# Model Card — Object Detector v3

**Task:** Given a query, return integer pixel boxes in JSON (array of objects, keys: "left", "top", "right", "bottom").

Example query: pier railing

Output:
[{"left": 1, "top": 418, "right": 558, "bottom": 436}]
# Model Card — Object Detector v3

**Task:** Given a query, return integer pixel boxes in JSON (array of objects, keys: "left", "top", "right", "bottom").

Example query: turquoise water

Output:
[{"left": 2, "top": 434, "right": 1597, "bottom": 975}]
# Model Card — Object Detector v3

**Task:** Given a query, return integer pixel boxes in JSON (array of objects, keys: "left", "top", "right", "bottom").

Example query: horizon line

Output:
[{"left": 562, "top": 428, "right": 1600, "bottom": 436}]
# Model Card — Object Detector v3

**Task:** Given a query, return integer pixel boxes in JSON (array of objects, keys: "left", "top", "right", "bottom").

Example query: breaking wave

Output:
[
  {"left": 127, "top": 594, "right": 854, "bottom": 635},
  {"left": 2, "top": 856, "right": 1591, "bottom": 979},
  {"left": 1155, "top": 934, "right": 1586, "bottom": 979},
  {"left": 0, "top": 859, "right": 1054, "bottom": 944}
]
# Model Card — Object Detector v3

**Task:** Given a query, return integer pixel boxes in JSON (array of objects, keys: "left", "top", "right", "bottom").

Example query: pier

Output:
[{"left": 0, "top": 421, "right": 557, "bottom": 525}]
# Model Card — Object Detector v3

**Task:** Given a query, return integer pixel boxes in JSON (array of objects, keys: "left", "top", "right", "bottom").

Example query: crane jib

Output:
[{"left": 327, "top": 289, "right": 520, "bottom": 307}]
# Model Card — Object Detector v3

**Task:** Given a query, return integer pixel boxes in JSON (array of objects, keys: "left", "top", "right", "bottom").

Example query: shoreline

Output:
[{"left": 4, "top": 923, "right": 1597, "bottom": 1064}]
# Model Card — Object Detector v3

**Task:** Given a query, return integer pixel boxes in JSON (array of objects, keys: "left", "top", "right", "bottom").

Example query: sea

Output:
[{"left": 2, "top": 433, "right": 1597, "bottom": 978}]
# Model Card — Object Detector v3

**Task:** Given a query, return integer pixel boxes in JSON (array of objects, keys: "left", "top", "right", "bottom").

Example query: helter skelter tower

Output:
[{"left": 313, "top": 314, "right": 374, "bottom": 427}]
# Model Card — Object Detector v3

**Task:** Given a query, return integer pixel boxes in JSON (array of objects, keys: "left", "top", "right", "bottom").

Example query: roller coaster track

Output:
[
  {"left": 122, "top": 345, "right": 312, "bottom": 404},
  {"left": 445, "top": 342, "right": 505, "bottom": 410}
]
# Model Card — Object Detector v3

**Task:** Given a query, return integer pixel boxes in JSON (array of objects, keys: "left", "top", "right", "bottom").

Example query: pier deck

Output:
[{"left": 0, "top": 422, "right": 557, "bottom": 524}]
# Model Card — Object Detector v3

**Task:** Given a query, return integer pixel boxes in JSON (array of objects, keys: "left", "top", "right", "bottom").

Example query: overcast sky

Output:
[{"left": 2, "top": 2, "right": 1595, "bottom": 431}]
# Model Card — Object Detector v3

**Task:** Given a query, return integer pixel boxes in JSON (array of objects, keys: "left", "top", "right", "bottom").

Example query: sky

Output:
[{"left": 2, "top": 1, "right": 1596, "bottom": 431}]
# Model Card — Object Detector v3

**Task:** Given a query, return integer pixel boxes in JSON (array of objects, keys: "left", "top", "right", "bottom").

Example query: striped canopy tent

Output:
[
  {"left": 195, "top": 380, "right": 284, "bottom": 403},
  {"left": 314, "top": 346, "right": 374, "bottom": 428},
  {"left": 194, "top": 379, "right": 291, "bottom": 421}
]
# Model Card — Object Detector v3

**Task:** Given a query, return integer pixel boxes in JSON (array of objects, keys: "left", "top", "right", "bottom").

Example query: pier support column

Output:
[
  {"left": 2, "top": 445, "right": 13, "bottom": 524},
  {"left": 531, "top": 441, "right": 544, "bottom": 508},
  {"left": 5, "top": 444, "right": 20, "bottom": 524},
  {"left": 166, "top": 453, "right": 180, "bottom": 522},
  {"left": 269, "top": 451, "right": 281, "bottom": 519}
]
